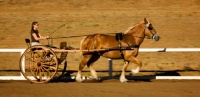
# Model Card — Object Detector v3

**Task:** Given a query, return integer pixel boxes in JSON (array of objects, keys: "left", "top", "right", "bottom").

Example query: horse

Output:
[{"left": 76, "top": 18, "right": 160, "bottom": 83}]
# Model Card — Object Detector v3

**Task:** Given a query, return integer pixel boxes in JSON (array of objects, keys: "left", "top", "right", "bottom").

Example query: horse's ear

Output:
[{"left": 144, "top": 18, "right": 148, "bottom": 24}]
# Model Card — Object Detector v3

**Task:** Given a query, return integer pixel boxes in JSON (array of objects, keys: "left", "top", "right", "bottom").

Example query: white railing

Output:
[
  {"left": 0, "top": 49, "right": 25, "bottom": 80},
  {"left": 0, "top": 48, "right": 200, "bottom": 80}
]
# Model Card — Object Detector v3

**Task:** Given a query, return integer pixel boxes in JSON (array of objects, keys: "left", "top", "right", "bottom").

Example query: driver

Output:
[{"left": 30, "top": 21, "right": 50, "bottom": 46}]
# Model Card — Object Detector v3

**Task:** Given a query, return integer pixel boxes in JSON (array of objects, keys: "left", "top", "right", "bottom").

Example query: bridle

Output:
[
  {"left": 132, "top": 23, "right": 156, "bottom": 39},
  {"left": 145, "top": 23, "right": 158, "bottom": 40},
  {"left": 122, "top": 23, "right": 157, "bottom": 48}
]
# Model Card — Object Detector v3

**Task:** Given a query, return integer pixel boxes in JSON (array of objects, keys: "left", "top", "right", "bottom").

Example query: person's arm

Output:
[{"left": 32, "top": 33, "right": 47, "bottom": 40}]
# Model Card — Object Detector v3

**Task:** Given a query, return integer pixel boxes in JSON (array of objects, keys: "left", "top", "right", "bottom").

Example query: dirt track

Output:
[
  {"left": 0, "top": 0, "right": 200, "bottom": 96},
  {"left": 0, "top": 0, "right": 200, "bottom": 72},
  {"left": 0, "top": 80, "right": 200, "bottom": 97}
]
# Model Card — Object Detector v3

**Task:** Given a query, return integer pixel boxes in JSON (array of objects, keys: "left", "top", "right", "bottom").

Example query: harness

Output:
[
  {"left": 116, "top": 32, "right": 125, "bottom": 60},
  {"left": 115, "top": 32, "right": 140, "bottom": 61}
]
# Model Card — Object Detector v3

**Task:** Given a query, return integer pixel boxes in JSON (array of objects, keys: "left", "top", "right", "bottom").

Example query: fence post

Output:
[{"left": 108, "top": 58, "right": 112, "bottom": 77}]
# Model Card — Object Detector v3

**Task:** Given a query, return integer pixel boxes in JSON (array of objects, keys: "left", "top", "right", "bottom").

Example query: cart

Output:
[{"left": 19, "top": 39, "right": 73, "bottom": 83}]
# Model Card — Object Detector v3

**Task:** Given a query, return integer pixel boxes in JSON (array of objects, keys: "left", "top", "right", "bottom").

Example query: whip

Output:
[
  {"left": 48, "top": 20, "right": 73, "bottom": 36},
  {"left": 47, "top": 20, "right": 73, "bottom": 46}
]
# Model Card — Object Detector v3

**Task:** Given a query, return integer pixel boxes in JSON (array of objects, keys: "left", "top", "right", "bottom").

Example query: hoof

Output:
[
  {"left": 76, "top": 76, "right": 100, "bottom": 82},
  {"left": 76, "top": 79, "right": 83, "bottom": 82},
  {"left": 87, "top": 76, "right": 100, "bottom": 80},
  {"left": 131, "top": 69, "right": 139, "bottom": 74},
  {"left": 75, "top": 76, "right": 86, "bottom": 82},
  {"left": 81, "top": 76, "right": 102, "bottom": 83},
  {"left": 120, "top": 78, "right": 129, "bottom": 83}
]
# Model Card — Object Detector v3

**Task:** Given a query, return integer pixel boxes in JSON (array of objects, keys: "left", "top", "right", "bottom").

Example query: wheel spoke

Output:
[
  {"left": 42, "top": 66, "right": 50, "bottom": 78},
  {"left": 39, "top": 67, "right": 42, "bottom": 81}
]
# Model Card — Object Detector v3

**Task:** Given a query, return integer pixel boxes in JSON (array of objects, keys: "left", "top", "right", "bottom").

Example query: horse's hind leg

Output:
[
  {"left": 87, "top": 54, "right": 100, "bottom": 80},
  {"left": 76, "top": 55, "right": 91, "bottom": 82},
  {"left": 76, "top": 54, "right": 100, "bottom": 82}
]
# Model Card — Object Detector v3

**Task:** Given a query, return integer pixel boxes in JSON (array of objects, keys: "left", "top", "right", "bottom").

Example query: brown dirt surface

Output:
[
  {"left": 0, "top": 0, "right": 200, "bottom": 96},
  {"left": 0, "top": 80, "right": 200, "bottom": 97},
  {"left": 0, "top": 0, "right": 200, "bottom": 74}
]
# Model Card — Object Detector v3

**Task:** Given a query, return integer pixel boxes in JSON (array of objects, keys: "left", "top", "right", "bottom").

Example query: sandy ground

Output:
[
  {"left": 0, "top": 0, "right": 200, "bottom": 74},
  {"left": 0, "top": 80, "right": 200, "bottom": 97},
  {"left": 0, "top": 0, "right": 200, "bottom": 96}
]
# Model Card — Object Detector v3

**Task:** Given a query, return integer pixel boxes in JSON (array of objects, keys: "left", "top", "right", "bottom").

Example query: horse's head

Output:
[{"left": 144, "top": 18, "right": 160, "bottom": 41}]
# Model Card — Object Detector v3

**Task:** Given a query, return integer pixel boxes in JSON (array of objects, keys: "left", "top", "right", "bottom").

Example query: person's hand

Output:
[{"left": 46, "top": 36, "right": 50, "bottom": 39}]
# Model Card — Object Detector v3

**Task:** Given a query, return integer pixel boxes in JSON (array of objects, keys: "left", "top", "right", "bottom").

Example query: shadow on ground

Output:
[{"left": 50, "top": 71, "right": 181, "bottom": 83}]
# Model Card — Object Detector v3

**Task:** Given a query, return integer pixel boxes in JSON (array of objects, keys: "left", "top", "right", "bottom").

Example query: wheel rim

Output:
[{"left": 19, "top": 46, "right": 58, "bottom": 83}]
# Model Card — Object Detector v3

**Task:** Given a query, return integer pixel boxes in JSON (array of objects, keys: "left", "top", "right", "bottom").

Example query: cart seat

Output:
[
  {"left": 25, "top": 38, "right": 31, "bottom": 47},
  {"left": 25, "top": 38, "right": 57, "bottom": 49}
]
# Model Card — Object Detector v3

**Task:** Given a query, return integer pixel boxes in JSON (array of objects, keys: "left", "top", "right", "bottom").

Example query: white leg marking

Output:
[
  {"left": 131, "top": 66, "right": 140, "bottom": 74},
  {"left": 76, "top": 72, "right": 83, "bottom": 82},
  {"left": 120, "top": 61, "right": 129, "bottom": 83},
  {"left": 91, "top": 70, "right": 98, "bottom": 80},
  {"left": 120, "top": 74, "right": 128, "bottom": 83}
]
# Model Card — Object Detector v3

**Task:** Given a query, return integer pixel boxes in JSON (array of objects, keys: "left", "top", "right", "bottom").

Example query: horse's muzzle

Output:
[{"left": 153, "top": 34, "right": 161, "bottom": 41}]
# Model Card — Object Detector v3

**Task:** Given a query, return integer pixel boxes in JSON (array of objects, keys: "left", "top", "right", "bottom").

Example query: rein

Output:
[
  {"left": 50, "top": 32, "right": 119, "bottom": 39},
  {"left": 50, "top": 32, "right": 146, "bottom": 39},
  {"left": 48, "top": 23, "right": 153, "bottom": 46}
]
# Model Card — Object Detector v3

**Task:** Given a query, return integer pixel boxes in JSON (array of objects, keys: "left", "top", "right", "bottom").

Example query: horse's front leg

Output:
[
  {"left": 120, "top": 61, "right": 129, "bottom": 83},
  {"left": 130, "top": 57, "right": 142, "bottom": 74}
]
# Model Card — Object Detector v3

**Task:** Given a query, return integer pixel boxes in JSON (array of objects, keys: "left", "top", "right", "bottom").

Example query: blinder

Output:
[
  {"left": 147, "top": 24, "right": 153, "bottom": 30},
  {"left": 146, "top": 23, "right": 160, "bottom": 41}
]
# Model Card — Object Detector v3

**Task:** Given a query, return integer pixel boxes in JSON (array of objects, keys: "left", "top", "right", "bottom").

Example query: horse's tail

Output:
[{"left": 79, "top": 36, "right": 86, "bottom": 55}]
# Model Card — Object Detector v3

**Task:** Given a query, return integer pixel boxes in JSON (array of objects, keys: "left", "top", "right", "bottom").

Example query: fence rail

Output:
[{"left": 0, "top": 48, "right": 200, "bottom": 80}]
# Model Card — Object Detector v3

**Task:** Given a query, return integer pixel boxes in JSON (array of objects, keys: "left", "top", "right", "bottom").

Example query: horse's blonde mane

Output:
[
  {"left": 124, "top": 25, "right": 136, "bottom": 34},
  {"left": 124, "top": 21, "right": 144, "bottom": 34}
]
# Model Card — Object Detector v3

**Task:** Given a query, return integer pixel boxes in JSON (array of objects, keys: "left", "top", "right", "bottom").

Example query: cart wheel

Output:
[{"left": 19, "top": 46, "right": 58, "bottom": 83}]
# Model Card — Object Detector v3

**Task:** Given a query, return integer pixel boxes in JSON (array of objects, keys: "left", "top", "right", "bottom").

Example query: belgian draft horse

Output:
[{"left": 76, "top": 18, "right": 160, "bottom": 83}]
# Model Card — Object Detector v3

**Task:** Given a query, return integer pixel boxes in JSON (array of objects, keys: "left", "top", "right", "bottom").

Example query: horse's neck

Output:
[{"left": 124, "top": 23, "right": 145, "bottom": 45}]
